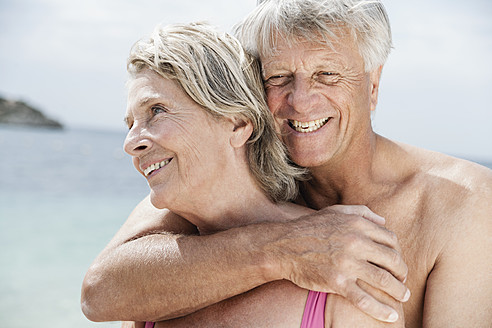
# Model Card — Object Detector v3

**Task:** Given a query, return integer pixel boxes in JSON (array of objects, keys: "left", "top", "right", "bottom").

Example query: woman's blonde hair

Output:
[{"left": 127, "top": 22, "right": 305, "bottom": 202}]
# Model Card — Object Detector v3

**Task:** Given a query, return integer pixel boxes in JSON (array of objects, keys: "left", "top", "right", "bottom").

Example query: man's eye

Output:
[
  {"left": 265, "top": 75, "right": 290, "bottom": 87},
  {"left": 320, "top": 72, "right": 338, "bottom": 77},
  {"left": 317, "top": 72, "right": 339, "bottom": 84}
]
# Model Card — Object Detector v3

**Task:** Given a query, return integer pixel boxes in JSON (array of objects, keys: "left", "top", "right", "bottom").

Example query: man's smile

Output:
[{"left": 288, "top": 118, "right": 330, "bottom": 133}]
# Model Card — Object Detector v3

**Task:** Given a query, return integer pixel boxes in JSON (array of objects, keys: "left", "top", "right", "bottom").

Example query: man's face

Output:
[{"left": 261, "top": 32, "right": 380, "bottom": 168}]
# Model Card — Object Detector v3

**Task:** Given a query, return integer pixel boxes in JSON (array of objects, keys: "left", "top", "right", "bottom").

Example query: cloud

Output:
[
  {"left": 375, "top": 0, "right": 492, "bottom": 160},
  {"left": 0, "top": 0, "right": 490, "bottom": 160},
  {"left": 0, "top": 0, "right": 257, "bottom": 129}
]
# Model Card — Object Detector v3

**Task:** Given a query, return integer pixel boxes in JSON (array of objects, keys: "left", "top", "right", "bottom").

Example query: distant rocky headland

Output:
[{"left": 0, "top": 96, "right": 63, "bottom": 129}]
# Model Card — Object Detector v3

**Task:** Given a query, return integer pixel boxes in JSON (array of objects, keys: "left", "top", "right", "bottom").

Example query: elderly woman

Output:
[{"left": 114, "top": 22, "right": 404, "bottom": 328}]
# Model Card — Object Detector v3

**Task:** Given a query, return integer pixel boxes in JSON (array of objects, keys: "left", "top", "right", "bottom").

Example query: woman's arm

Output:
[
  {"left": 151, "top": 280, "right": 405, "bottom": 328},
  {"left": 154, "top": 280, "right": 308, "bottom": 328}
]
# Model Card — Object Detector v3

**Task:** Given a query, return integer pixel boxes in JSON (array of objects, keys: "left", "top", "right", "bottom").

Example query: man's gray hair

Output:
[
  {"left": 235, "top": 0, "right": 392, "bottom": 72},
  {"left": 127, "top": 22, "right": 305, "bottom": 202}
]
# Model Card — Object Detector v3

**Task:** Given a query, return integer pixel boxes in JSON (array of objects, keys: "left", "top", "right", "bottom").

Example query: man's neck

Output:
[{"left": 299, "top": 134, "right": 403, "bottom": 209}]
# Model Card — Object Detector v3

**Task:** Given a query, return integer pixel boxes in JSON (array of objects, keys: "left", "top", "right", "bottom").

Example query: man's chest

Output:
[{"left": 370, "top": 196, "right": 445, "bottom": 327}]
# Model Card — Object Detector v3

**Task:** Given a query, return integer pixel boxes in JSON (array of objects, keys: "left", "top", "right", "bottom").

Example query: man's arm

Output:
[
  {"left": 422, "top": 191, "right": 492, "bottom": 327},
  {"left": 81, "top": 197, "right": 409, "bottom": 323},
  {"left": 82, "top": 195, "right": 276, "bottom": 322}
]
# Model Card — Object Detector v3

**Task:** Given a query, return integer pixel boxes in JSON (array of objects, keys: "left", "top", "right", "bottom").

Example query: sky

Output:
[{"left": 0, "top": 0, "right": 491, "bottom": 162}]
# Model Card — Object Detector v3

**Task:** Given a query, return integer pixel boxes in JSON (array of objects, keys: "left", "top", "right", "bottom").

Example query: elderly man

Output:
[{"left": 81, "top": 0, "right": 492, "bottom": 327}]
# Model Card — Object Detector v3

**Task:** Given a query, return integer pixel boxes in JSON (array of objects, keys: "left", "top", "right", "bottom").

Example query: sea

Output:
[
  {"left": 0, "top": 126, "right": 491, "bottom": 328},
  {"left": 0, "top": 126, "right": 149, "bottom": 328}
]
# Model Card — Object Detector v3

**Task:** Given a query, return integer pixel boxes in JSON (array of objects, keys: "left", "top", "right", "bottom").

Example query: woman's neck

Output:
[
  {"left": 183, "top": 189, "right": 287, "bottom": 235},
  {"left": 169, "top": 167, "right": 291, "bottom": 235}
]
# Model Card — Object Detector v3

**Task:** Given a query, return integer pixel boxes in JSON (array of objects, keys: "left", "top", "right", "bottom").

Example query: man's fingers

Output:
[
  {"left": 360, "top": 261, "right": 410, "bottom": 302},
  {"left": 352, "top": 219, "right": 400, "bottom": 251},
  {"left": 329, "top": 205, "right": 386, "bottom": 226},
  {"left": 353, "top": 205, "right": 386, "bottom": 226},
  {"left": 363, "top": 240, "right": 408, "bottom": 283},
  {"left": 345, "top": 284, "right": 399, "bottom": 323}
]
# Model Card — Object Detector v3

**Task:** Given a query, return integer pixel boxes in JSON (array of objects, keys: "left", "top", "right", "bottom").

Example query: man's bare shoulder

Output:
[
  {"left": 385, "top": 141, "right": 491, "bottom": 225},
  {"left": 402, "top": 145, "right": 492, "bottom": 226},
  {"left": 392, "top": 141, "right": 490, "bottom": 189},
  {"left": 405, "top": 149, "right": 492, "bottom": 327},
  {"left": 414, "top": 149, "right": 491, "bottom": 197}
]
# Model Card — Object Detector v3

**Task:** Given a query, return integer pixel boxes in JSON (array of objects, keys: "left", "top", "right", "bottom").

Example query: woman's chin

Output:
[{"left": 149, "top": 191, "right": 168, "bottom": 209}]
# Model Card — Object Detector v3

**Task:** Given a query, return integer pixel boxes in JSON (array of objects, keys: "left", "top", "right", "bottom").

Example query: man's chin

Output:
[
  {"left": 285, "top": 142, "right": 335, "bottom": 168},
  {"left": 289, "top": 153, "right": 330, "bottom": 169}
]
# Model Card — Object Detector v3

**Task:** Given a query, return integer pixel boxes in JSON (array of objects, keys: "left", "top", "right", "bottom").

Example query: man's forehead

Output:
[
  {"left": 261, "top": 45, "right": 345, "bottom": 69},
  {"left": 260, "top": 34, "right": 361, "bottom": 71}
]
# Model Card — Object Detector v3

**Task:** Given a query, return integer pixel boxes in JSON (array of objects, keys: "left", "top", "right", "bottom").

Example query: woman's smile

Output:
[{"left": 142, "top": 158, "right": 173, "bottom": 177}]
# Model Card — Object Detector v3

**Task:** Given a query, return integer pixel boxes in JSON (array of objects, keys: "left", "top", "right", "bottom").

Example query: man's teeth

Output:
[
  {"left": 143, "top": 159, "right": 171, "bottom": 177},
  {"left": 289, "top": 118, "right": 330, "bottom": 133}
]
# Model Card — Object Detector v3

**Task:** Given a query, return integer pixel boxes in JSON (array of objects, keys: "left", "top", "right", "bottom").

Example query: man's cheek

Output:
[{"left": 266, "top": 92, "right": 281, "bottom": 115}]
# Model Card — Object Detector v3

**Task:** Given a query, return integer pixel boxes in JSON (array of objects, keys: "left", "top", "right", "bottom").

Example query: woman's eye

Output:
[{"left": 151, "top": 105, "right": 167, "bottom": 115}]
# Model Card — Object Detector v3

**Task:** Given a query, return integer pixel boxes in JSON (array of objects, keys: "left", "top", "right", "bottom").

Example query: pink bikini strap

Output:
[{"left": 301, "top": 291, "right": 327, "bottom": 328}]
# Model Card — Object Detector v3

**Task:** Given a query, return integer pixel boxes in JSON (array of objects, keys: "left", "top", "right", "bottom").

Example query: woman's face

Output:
[{"left": 124, "top": 69, "right": 234, "bottom": 209}]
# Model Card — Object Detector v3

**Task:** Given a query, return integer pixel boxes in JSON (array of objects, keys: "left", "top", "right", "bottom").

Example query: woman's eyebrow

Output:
[
  {"left": 123, "top": 115, "right": 133, "bottom": 128},
  {"left": 137, "top": 95, "right": 160, "bottom": 107}
]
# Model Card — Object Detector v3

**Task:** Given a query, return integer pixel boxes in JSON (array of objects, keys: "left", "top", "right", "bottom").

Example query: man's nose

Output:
[
  {"left": 123, "top": 124, "right": 152, "bottom": 156},
  {"left": 287, "top": 77, "right": 318, "bottom": 114}
]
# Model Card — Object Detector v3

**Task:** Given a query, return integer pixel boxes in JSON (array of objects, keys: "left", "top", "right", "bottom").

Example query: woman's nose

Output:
[{"left": 123, "top": 125, "right": 152, "bottom": 156}]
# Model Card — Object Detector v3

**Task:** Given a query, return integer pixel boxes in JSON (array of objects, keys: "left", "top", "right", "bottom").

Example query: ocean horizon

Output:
[{"left": 1, "top": 125, "right": 491, "bottom": 328}]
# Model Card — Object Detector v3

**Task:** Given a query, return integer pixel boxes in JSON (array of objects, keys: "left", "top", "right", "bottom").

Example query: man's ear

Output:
[
  {"left": 229, "top": 116, "right": 254, "bottom": 148},
  {"left": 370, "top": 65, "right": 383, "bottom": 111}
]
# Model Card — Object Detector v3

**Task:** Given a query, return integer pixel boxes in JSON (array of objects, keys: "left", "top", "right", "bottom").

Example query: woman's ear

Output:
[{"left": 229, "top": 116, "right": 253, "bottom": 148}]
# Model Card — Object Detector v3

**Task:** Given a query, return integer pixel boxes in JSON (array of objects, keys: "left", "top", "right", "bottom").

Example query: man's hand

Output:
[{"left": 265, "top": 205, "right": 409, "bottom": 323}]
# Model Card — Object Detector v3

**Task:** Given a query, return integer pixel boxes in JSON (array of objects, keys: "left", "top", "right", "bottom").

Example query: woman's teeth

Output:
[
  {"left": 289, "top": 118, "right": 330, "bottom": 133},
  {"left": 143, "top": 159, "right": 171, "bottom": 177}
]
